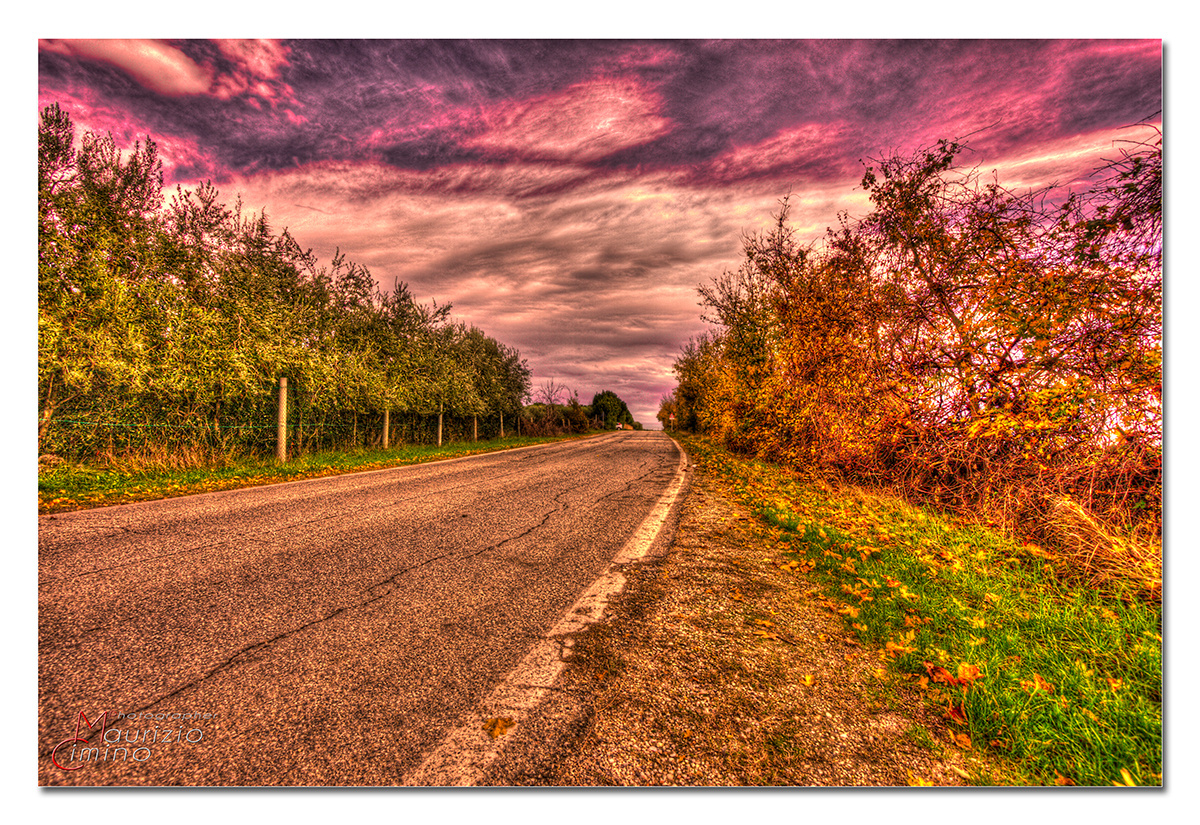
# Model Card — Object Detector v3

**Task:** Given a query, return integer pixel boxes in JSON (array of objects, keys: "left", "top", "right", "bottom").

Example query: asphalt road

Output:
[{"left": 38, "top": 430, "right": 686, "bottom": 786}]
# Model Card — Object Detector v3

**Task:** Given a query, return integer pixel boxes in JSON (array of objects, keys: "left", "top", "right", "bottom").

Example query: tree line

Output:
[
  {"left": 38, "top": 103, "right": 535, "bottom": 465},
  {"left": 660, "top": 127, "right": 1161, "bottom": 537}
]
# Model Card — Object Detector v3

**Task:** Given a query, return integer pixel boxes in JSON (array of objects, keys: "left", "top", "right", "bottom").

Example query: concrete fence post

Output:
[{"left": 276, "top": 376, "right": 288, "bottom": 462}]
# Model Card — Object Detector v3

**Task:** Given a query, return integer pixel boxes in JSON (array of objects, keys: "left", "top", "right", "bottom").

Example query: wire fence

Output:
[{"left": 39, "top": 407, "right": 529, "bottom": 463}]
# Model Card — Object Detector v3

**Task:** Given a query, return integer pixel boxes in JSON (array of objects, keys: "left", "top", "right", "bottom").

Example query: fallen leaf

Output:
[
  {"left": 954, "top": 732, "right": 972, "bottom": 750},
  {"left": 802, "top": 674, "right": 816, "bottom": 687},
  {"left": 1020, "top": 673, "right": 1055, "bottom": 694},
  {"left": 956, "top": 663, "right": 982, "bottom": 684},
  {"left": 483, "top": 717, "right": 515, "bottom": 739},
  {"left": 950, "top": 766, "right": 972, "bottom": 780},
  {"left": 924, "top": 662, "right": 958, "bottom": 686},
  {"left": 907, "top": 770, "right": 934, "bottom": 787},
  {"left": 1055, "top": 771, "right": 1075, "bottom": 786}
]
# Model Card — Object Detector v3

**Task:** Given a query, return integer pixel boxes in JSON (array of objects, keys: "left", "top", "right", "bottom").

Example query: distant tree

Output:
[
  {"left": 590, "top": 390, "right": 631, "bottom": 429},
  {"left": 563, "top": 397, "right": 591, "bottom": 433},
  {"left": 656, "top": 391, "right": 678, "bottom": 431},
  {"left": 536, "top": 379, "right": 570, "bottom": 406}
]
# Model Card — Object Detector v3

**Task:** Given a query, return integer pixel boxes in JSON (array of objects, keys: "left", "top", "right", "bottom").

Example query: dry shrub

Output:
[
  {"left": 862, "top": 426, "right": 1162, "bottom": 605},
  {"left": 859, "top": 450, "right": 1162, "bottom": 605}
]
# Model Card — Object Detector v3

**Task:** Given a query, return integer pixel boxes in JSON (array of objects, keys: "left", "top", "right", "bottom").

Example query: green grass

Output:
[
  {"left": 39, "top": 434, "right": 590, "bottom": 514},
  {"left": 679, "top": 434, "right": 1162, "bottom": 787}
]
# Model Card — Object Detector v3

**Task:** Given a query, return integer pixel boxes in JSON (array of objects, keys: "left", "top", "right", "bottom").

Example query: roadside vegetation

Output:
[
  {"left": 680, "top": 435, "right": 1161, "bottom": 786},
  {"left": 38, "top": 434, "right": 596, "bottom": 514},
  {"left": 39, "top": 102, "right": 534, "bottom": 467},
  {"left": 659, "top": 127, "right": 1161, "bottom": 548},
  {"left": 657, "top": 126, "right": 1161, "bottom": 785},
  {"left": 37, "top": 102, "right": 644, "bottom": 510}
]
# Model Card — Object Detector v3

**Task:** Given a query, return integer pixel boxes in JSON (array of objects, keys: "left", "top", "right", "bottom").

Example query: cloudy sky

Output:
[{"left": 36, "top": 37, "right": 1162, "bottom": 426}]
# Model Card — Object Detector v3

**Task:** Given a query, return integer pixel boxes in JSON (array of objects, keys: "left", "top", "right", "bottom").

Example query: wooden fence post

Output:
[
  {"left": 276, "top": 376, "right": 288, "bottom": 462},
  {"left": 383, "top": 408, "right": 390, "bottom": 449}
]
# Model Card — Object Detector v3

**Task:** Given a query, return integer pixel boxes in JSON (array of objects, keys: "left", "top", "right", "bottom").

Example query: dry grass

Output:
[
  {"left": 1041, "top": 496, "right": 1162, "bottom": 604},
  {"left": 814, "top": 457, "right": 1163, "bottom": 609}
]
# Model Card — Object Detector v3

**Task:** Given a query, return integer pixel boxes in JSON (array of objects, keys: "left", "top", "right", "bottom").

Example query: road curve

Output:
[{"left": 38, "top": 430, "right": 686, "bottom": 785}]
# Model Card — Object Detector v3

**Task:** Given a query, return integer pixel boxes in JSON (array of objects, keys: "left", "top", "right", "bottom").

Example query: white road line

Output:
[{"left": 402, "top": 438, "right": 690, "bottom": 786}]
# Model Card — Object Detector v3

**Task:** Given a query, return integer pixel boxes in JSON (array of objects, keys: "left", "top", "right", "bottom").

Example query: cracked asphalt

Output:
[{"left": 38, "top": 430, "right": 683, "bottom": 785}]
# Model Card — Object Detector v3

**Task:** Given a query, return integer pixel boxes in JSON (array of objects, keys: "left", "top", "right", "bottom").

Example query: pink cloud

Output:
[
  {"left": 39, "top": 38, "right": 298, "bottom": 111},
  {"left": 986, "top": 121, "right": 1163, "bottom": 194},
  {"left": 603, "top": 43, "right": 681, "bottom": 72},
  {"left": 215, "top": 39, "right": 290, "bottom": 81},
  {"left": 464, "top": 77, "right": 673, "bottom": 163},
  {"left": 39, "top": 39, "right": 212, "bottom": 97},
  {"left": 702, "top": 121, "right": 858, "bottom": 182},
  {"left": 209, "top": 39, "right": 297, "bottom": 108}
]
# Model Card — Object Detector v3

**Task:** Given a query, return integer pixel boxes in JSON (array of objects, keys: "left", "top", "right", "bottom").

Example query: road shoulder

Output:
[{"left": 484, "top": 445, "right": 988, "bottom": 786}]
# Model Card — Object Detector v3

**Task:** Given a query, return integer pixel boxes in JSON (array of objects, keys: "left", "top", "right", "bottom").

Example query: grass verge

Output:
[
  {"left": 679, "top": 434, "right": 1162, "bottom": 787},
  {"left": 38, "top": 434, "right": 590, "bottom": 514}
]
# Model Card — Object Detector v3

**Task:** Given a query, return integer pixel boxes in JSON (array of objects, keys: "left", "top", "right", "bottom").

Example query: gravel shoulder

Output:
[{"left": 484, "top": 448, "right": 998, "bottom": 786}]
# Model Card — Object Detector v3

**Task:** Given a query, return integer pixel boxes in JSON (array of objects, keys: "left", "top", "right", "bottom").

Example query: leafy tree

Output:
[
  {"left": 38, "top": 103, "right": 169, "bottom": 444},
  {"left": 37, "top": 103, "right": 533, "bottom": 462},
  {"left": 591, "top": 390, "right": 632, "bottom": 429},
  {"left": 670, "top": 129, "right": 1161, "bottom": 532}
]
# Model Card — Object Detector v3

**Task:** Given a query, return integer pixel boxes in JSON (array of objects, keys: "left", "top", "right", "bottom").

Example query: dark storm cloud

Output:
[{"left": 39, "top": 39, "right": 1162, "bottom": 189}]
